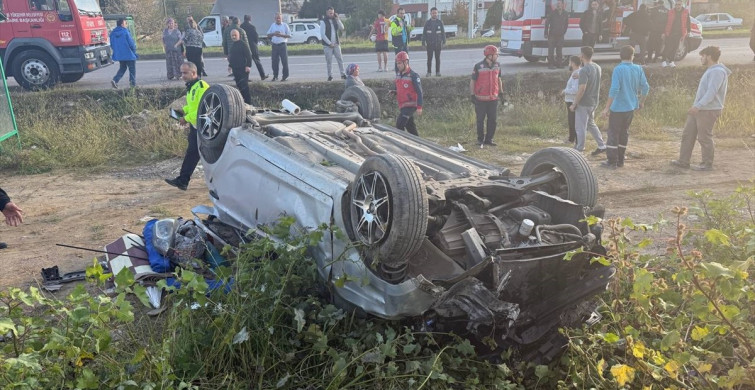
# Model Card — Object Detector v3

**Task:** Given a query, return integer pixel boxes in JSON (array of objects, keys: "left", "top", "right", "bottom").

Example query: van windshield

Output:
[
  {"left": 502, "top": 0, "right": 524, "bottom": 21},
  {"left": 73, "top": 0, "right": 102, "bottom": 16}
]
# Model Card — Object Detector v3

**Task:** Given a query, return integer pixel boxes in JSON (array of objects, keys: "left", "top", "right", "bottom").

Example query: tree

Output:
[
  {"left": 483, "top": 0, "right": 503, "bottom": 30},
  {"left": 444, "top": 0, "right": 469, "bottom": 29}
]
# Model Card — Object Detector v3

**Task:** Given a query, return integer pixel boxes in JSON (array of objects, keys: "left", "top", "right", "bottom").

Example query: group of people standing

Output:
[
  {"left": 545, "top": 0, "right": 693, "bottom": 69},
  {"left": 561, "top": 43, "right": 729, "bottom": 171}
]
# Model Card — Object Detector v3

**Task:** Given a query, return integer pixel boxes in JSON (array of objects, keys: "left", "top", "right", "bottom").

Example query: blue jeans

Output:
[
  {"left": 113, "top": 60, "right": 136, "bottom": 86},
  {"left": 271, "top": 43, "right": 289, "bottom": 79}
]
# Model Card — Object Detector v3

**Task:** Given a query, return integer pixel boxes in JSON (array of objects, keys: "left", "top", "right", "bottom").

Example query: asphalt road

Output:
[{"left": 6, "top": 37, "right": 754, "bottom": 91}]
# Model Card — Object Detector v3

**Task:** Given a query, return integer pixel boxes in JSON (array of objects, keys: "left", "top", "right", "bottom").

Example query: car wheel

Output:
[
  {"left": 13, "top": 50, "right": 60, "bottom": 90},
  {"left": 340, "top": 86, "right": 381, "bottom": 120},
  {"left": 306, "top": 37, "right": 319, "bottom": 45},
  {"left": 197, "top": 84, "right": 246, "bottom": 164},
  {"left": 61, "top": 73, "right": 84, "bottom": 83},
  {"left": 673, "top": 39, "right": 688, "bottom": 62},
  {"left": 523, "top": 55, "right": 541, "bottom": 63},
  {"left": 350, "top": 154, "right": 428, "bottom": 268},
  {"left": 520, "top": 147, "right": 598, "bottom": 207},
  {"left": 726, "top": 26, "right": 733, "bottom": 31}
]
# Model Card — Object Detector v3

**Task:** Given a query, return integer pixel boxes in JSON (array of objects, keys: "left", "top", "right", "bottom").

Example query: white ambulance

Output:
[{"left": 499, "top": 0, "right": 702, "bottom": 63}]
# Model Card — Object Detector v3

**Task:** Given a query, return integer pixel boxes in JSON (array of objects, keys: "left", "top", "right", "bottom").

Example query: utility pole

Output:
[{"left": 467, "top": 0, "right": 474, "bottom": 38}]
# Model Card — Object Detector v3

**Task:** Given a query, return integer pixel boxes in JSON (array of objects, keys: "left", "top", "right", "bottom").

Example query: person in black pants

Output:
[
  {"left": 240, "top": 14, "right": 268, "bottom": 80},
  {"left": 422, "top": 7, "right": 445, "bottom": 77},
  {"left": 266, "top": 13, "right": 291, "bottom": 81},
  {"left": 228, "top": 29, "right": 253, "bottom": 105},
  {"left": 545, "top": 0, "right": 569, "bottom": 69},
  {"left": 470, "top": 45, "right": 503, "bottom": 148}
]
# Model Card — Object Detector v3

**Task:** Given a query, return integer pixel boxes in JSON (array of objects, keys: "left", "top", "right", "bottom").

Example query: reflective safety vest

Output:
[
  {"left": 183, "top": 79, "right": 210, "bottom": 127},
  {"left": 472, "top": 60, "right": 501, "bottom": 102},
  {"left": 395, "top": 69, "right": 423, "bottom": 109}
]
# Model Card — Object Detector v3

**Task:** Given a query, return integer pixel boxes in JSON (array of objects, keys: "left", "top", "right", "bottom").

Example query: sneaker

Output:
[
  {"left": 669, "top": 62, "right": 676, "bottom": 68},
  {"left": 281, "top": 77, "right": 288, "bottom": 82},
  {"left": 261, "top": 74, "right": 269, "bottom": 81},
  {"left": 661, "top": 61, "right": 668, "bottom": 67},
  {"left": 479, "top": 143, "right": 484, "bottom": 149},
  {"left": 0, "top": 242, "right": 7, "bottom": 250},
  {"left": 690, "top": 164, "right": 712, "bottom": 171},
  {"left": 341, "top": 74, "right": 347, "bottom": 80},
  {"left": 426, "top": 72, "right": 432, "bottom": 77},
  {"left": 436, "top": 73, "right": 441, "bottom": 77},
  {"left": 164, "top": 177, "right": 188, "bottom": 191},
  {"left": 590, "top": 148, "right": 606, "bottom": 156},
  {"left": 271, "top": 77, "right": 278, "bottom": 81},
  {"left": 377, "top": 67, "right": 383, "bottom": 72},
  {"left": 327, "top": 76, "right": 333, "bottom": 81},
  {"left": 600, "top": 161, "right": 617, "bottom": 169},
  {"left": 483, "top": 141, "right": 497, "bottom": 147},
  {"left": 111, "top": 80, "right": 118, "bottom": 89},
  {"left": 670, "top": 160, "right": 690, "bottom": 169}
]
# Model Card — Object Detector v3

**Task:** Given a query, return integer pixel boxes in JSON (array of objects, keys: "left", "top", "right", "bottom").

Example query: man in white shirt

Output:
[{"left": 266, "top": 13, "right": 291, "bottom": 81}]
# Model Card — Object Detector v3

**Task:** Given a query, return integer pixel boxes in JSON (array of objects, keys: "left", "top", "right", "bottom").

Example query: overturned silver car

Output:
[{"left": 192, "top": 84, "right": 615, "bottom": 361}]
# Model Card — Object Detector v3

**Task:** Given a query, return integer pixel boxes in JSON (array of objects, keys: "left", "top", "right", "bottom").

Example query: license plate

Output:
[
  {"left": 500, "top": 41, "right": 508, "bottom": 48},
  {"left": 100, "top": 49, "right": 108, "bottom": 58}
]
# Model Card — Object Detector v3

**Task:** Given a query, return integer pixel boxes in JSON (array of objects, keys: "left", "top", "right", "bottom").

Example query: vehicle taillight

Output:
[{"left": 522, "top": 26, "right": 531, "bottom": 41}]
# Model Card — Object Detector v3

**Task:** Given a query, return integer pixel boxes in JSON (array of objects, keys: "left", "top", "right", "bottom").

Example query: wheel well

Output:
[{"left": 4, "top": 42, "right": 62, "bottom": 77}]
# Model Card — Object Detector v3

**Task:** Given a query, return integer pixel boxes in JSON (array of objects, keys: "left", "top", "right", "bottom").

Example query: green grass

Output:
[{"left": 2, "top": 65, "right": 752, "bottom": 174}]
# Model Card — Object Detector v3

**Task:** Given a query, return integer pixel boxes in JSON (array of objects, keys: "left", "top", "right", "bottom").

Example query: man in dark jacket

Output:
[
  {"left": 422, "top": 7, "right": 446, "bottom": 77},
  {"left": 545, "top": 0, "right": 569, "bottom": 69},
  {"left": 109, "top": 18, "right": 138, "bottom": 88},
  {"left": 240, "top": 14, "right": 268, "bottom": 81},
  {"left": 647, "top": 1, "right": 668, "bottom": 62},
  {"left": 1, "top": 187, "right": 24, "bottom": 249},
  {"left": 580, "top": 1, "right": 601, "bottom": 47},
  {"left": 624, "top": 4, "right": 651, "bottom": 64},
  {"left": 228, "top": 29, "right": 253, "bottom": 105}
]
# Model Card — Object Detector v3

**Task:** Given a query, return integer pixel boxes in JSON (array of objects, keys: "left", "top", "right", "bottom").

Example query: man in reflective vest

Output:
[
  {"left": 470, "top": 45, "right": 503, "bottom": 148},
  {"left": 391, "top": 51, "right": 423, "bottom": 136},
  {"left": 165, "top": 62, "right": 210, "bottom": 191}
]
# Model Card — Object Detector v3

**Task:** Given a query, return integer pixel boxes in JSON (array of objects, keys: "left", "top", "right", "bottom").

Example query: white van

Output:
[{"left": 499, "top": 0, "right": 702, "bottom": 63}]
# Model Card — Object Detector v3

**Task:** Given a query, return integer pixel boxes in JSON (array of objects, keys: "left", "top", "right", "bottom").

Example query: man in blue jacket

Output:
[
  {"left": 110, "top": 18, "right": 138, "bottom": 88},
  {"left": 599, "top": 45, "right": 649, "bottom": 169}
]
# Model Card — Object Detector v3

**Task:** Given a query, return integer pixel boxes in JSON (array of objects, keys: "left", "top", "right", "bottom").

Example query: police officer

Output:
[
  {"left": 165, "top": 62, "right": 210, "bottom": 191},
  {"left": 470, "top": 45, "right": 503, "bottom": 149},
  {"left": 391, "top": 51, "right": 423, "bottom": 136}
]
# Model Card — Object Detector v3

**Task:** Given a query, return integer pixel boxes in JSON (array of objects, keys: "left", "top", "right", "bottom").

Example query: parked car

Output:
[
  {"left": 289, "top": 21, "right": 321, "bottom": 44},
  {"left": 191, "top": 84, "right": 615, "bottom": 361},
  {"left": 694, "top": 13, "right": 743, "bottom": 30},
  {"left": 409, "top": 24, "right": 458, "bottom": 41}
]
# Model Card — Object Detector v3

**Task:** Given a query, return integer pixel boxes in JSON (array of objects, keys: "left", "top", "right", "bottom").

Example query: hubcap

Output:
[
  {"left": 22, "top": 59, "right": 50, "bottom": 85},
  {"left": 351, "top": 171, "right": 390, "bottom": 246},
  {"left": 198, "top": 92, "right": 223, "bottom": 140}
]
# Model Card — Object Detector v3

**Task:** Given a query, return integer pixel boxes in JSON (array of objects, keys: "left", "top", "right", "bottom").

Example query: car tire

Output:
[
  {"left": 349, "top": 154, "right": 428, "bottom": 268},
  {"left": 13, "top": 50, "right": 60, "bottom": 90},
  {"left": 197, "top": 84, "right": 246, "bottom": 164},
  {"left": 673, "top": 39, "right": 688, "bottom": 62},
  {"left": 520, "top": 147, "right": 598, "bottom": 207},
  {"left": 524, "top": 55, "right": 541, "bottom": 63},
  {"left": 61, "top": 73, "right": 84, "bottom": 83},
  {"left": 306, "top": 37, "right": 319, "bottom": 45},
  {"left": 340, "top": 86, "right": 381, "bottom": 120}
]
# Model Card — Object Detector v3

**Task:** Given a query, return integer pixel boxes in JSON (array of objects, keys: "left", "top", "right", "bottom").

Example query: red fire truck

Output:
[
  {"left": 500, "top": 0, "right": 702, "bottom": 63},
  {"left": 0, "top": 0, "right": 112, "bottom": 90}
]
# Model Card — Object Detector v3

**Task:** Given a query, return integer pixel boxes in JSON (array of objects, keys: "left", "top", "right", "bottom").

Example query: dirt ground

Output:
[{"left": 1, "top": 136, "right": 753, "bottom": 289}]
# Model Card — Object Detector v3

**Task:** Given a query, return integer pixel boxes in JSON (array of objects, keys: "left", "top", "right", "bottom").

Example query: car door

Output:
[
  {"left": 291, "top": 23, "right": 307, "bottom": 43},
  {"left": 717, "top": 13, "right": 730, "bottom": 29}
]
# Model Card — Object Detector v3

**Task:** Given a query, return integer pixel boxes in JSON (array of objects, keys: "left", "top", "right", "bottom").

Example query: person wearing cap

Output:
[
  {"left": 344, "top": 64, "right": 364, "bottom": 88},
  {"left": 0, "top": 187, "right": 24, "bottom": 250},
  {"left": 470, "top": 45, "right": 503, "bottom": 148},
  {"left": 390, "top": 51, "right": 423, "bottom": 136}
]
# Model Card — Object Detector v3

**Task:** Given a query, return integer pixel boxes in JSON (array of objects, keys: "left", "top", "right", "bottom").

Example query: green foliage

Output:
[{"left": 558, "top": 184, "right": 755, "bottom": 389}]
